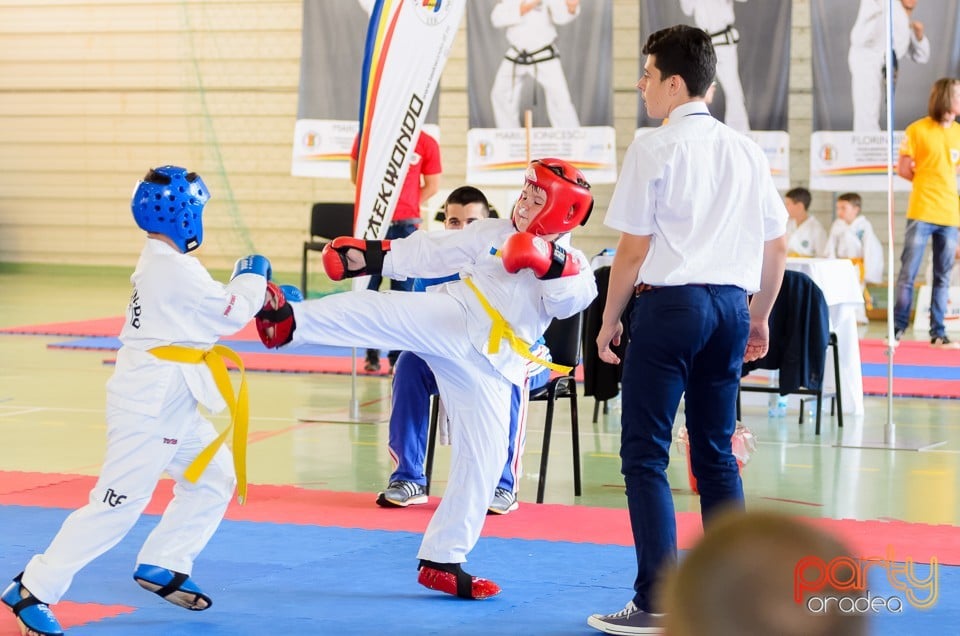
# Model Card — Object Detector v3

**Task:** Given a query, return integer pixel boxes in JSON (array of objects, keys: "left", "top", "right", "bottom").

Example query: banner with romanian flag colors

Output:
[{"left": 353, "top": 0, "right": 463, "bottom": 239}]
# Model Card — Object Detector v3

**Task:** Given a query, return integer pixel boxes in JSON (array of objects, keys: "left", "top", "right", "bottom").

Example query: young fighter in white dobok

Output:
[
  {"left": 490, "top": 0, "right": 582, "bottom": 129},
  {"left": 255, "top": 158, "right": 597, "bottom": 599},
  {"left": 679, "top": 0, "right": 750, "bottom": 132},
  {"left": 2, "top": 166, "right": 272, "bottom": 636}
]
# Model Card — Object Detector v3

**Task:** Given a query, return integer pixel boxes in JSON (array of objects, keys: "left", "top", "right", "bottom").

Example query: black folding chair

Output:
[
  {"left": 301, "top": 202, "right": 355, "bottom": 297},
  {"left": 738, "top": 271, "right": 844, "bottom": 435},
  {"left": 425, "top": 312, "right": 584, "bottom": 503}
]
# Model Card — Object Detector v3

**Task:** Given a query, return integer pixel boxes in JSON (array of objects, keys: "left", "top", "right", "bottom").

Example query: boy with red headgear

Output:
[{"left": 255, "top": 158, "right": 597, "bottom": 599}]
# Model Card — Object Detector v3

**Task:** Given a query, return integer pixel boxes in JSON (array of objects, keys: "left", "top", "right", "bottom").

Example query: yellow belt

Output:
[
  {"left": 462, "top": 277, "right": 571, "bottom": 374},
  {"left": 149, "top": 344, "right": 250, "bottom": 505}
]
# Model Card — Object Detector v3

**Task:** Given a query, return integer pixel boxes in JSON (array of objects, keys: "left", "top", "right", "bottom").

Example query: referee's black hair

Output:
[{"left": 643, "top": 24, "right": 716, "bottom": 98}]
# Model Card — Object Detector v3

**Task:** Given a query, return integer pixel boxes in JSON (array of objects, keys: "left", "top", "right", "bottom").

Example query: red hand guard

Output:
[
  {"left": 255, "top": 281, "right": 296, "bottom": 349},
  {"left": 321, "top": 237, "right": 391, "bottom": 281},
  {"left": 501, "top": 232, "right": 580, "bottom": 279}
]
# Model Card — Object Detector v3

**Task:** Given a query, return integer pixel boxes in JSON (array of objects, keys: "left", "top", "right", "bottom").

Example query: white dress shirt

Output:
[{"left": 604, "top": 101, "right": 787, "bottom": 293}]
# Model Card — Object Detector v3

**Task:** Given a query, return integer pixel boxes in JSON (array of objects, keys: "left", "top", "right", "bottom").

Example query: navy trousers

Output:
[{"left": 620, "top": 284, "right": 749, "bottom": 611}]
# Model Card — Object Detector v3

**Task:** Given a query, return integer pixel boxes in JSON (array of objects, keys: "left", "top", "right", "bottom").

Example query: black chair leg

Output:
[
  {"left": 301, "top": 245, "right": 309, "bottom": 298},
  {"left": 815, "top": 393, "right": 822, "bottom": 436},
  {"left": 831, "top": 335, "right": 844, "bottom": 428},
  {"left": 571, "top": 386, "right": 581, "bottom": 497},
  {"left": 424, "top": 395, "right": 439, "bottom": 495},
  {"left": 537, "top": 397, "right": 556, "bottom": 504}
]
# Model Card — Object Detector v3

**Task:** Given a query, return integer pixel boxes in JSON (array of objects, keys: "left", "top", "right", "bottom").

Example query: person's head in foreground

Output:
[{"left": 661, "top": 509, "right": 868, "bottom": 636}]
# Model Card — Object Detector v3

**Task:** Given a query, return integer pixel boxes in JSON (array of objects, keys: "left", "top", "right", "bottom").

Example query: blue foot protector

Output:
[
  {"left": 1, "top": 573, "right": 64, "bottom": 636},
  {"left": 133, "top": 564, "right": 212, "bottom": 611}
]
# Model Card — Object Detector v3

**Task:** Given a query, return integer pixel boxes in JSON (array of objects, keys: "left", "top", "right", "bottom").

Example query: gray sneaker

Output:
[
  {"left": 587, "top": 601, "right": 665, "bottom": 635},
  {"left": 376, "top": 480, "right": 427, "bottom": 507},
  {"left": 487, "top": 487, "right": 519, "bottom": 515}
]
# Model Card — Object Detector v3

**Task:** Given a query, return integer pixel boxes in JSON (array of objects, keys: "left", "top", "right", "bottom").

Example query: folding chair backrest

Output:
[
  {"left": 310, "top": 202, "right": 355, "bottom": 240},
  {"left": 543, "top": 312, "right": 583, "bottom": 371}
]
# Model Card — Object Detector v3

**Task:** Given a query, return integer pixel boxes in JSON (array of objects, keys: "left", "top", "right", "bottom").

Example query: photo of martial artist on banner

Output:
[
  {"left": 638, "top": 0, "right": 791, "bottom": 133},
  {"left": 466, "top": 0, "right": 617, "bottom": 185},
  {"left": 291, "top": 0, "right": 439, "bottom": 179},
  {"left": 809, "top": 0, "right": 960, "bottom": 191},
  {"left": 636, "top": 0, "right": 792, "bottom": 187}
]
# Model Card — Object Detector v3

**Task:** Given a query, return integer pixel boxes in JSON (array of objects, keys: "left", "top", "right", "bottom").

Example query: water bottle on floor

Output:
[{"left": 768, "top": 394, "right": 788, "bottom": 417}]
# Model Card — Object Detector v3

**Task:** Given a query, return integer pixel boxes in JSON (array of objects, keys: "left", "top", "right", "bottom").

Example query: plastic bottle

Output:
[{"left": 768, "top": 394, "right": 788, "bottom": 417}]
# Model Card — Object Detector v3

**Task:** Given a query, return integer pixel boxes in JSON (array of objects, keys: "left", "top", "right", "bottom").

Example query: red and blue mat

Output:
[{"left": 2, "top": 471, "right": 958, "bottom": 635}]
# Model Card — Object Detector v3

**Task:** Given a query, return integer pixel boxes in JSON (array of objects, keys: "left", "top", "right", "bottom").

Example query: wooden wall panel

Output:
[{"left": 2, "top": 0, "right": 878, "bottom": 276}]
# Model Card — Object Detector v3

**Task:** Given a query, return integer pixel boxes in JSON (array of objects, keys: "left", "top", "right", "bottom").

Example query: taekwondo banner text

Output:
[
  {"left": 354, "top": 0, "right": 463, "bottom": 243},
  {"left": 291, "top": 0, "right": 440, "bottom": 179},
  {"left": 466, "top": 0, "right": 616, "bottom": 185},
  {"left": 637, "top": 0, "right": 792, "bottom": 189},
  {"left": 810, "top": 0, "right": 960, "bottom": 192}
]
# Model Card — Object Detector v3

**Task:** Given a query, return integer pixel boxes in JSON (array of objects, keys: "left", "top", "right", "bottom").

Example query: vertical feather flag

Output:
[{"left": 353, "top": 0, "right": 463, "bottom": 240}]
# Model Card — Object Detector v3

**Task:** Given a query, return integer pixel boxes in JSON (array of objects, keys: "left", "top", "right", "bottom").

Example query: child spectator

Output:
[{"left": 784, "top": 187, "right": 827, "bottom": 257}]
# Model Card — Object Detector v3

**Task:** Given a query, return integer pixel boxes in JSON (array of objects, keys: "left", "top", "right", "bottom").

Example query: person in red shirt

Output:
[{"left": 350, "top": 130, "right": 442, "bottom": 372}]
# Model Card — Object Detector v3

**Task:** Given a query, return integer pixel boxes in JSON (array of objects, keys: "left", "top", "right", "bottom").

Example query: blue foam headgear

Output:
[{"left": 131, "top": 166, "right": 210, "bottom": 253}]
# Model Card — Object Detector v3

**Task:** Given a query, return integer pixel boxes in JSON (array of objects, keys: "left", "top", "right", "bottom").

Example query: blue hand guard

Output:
[
  {"left": 278, "top": 284, "right": 303, "bottom": 302},
  {"left": 231, "top": 254, "right": 272, "bottom": 280}
]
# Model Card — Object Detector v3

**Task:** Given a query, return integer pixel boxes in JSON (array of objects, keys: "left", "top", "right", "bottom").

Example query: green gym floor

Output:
[{"left": 1, "top": 263, "right": 958, "bottom": 527}]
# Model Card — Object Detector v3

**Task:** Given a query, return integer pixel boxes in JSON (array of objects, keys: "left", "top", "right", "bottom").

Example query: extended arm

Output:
[{"left": 744, "top": 235, "right": 786, "bottom": 363}]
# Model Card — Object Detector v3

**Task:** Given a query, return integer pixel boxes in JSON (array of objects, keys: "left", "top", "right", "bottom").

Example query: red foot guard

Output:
[{"left": 417, "top": 562, "right": 501, "bottom": 600}]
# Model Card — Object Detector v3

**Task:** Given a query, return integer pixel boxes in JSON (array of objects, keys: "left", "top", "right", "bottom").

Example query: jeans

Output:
[
  {"left": 893, "top": 220, "right": 959, "bottom": 338},
  {"left": 620, "top": 285, "right": 749, "bottom": 612}
]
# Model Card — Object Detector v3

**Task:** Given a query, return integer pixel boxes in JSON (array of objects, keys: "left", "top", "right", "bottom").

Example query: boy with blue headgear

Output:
[{"left": 2, "top": 166, "right": 271, "bottom": 636}]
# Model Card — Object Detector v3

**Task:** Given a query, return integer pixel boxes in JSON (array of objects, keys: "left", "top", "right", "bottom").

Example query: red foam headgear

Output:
[{"left": 516, "top": 158, "right": 594, "bottom": 236}]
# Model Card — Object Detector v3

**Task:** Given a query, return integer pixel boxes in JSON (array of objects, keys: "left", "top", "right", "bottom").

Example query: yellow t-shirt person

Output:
[{"left": 899, "top": 117, "right": 960, "bottom": 227}]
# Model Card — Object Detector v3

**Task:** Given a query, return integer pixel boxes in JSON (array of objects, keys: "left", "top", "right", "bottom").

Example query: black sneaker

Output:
[
  {"left": 930, "top": 335, "right": 960, "bottom": 350},
  {"left": 587, "top": 601, "right": 664, "bottom": 634},
  {"left": 894, "top": 328, "right": 904, "bottom": 342}
]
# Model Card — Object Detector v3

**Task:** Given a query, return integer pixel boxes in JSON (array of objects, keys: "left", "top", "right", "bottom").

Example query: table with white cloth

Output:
[{"left": 785, "top": 257, "right": 865, "bottom": 415}]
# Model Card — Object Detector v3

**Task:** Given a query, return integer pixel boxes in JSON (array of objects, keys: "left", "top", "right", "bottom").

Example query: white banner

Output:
[
  {"left": 634, "top": 129, "right": 790, "bottom": 190},
  {"left": 809, "top": 131, "right": 913, "bottom": 192},
  {"left": 354, "top": 0, "right": 464, "bottom": 240},
  {"left": 291, "top": 119, "right": 359, "bottom": 179},
  {"left": 466, "top": 126, "right": 617, "bottom": 185}
]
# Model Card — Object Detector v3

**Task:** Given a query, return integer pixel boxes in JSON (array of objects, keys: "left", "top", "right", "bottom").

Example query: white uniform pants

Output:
[
  {"left": 715, "top": 45, "right": 749, "bottom": 132},
  {"left": 848, "top": 45, "right": 885, "bottom": 132},
  {"left": 490, "top": 57, "right": 580, "bottom": 129},
  {"left": 21, "top": 376, "right": 235, "bottom": 604},
  {"left": 293, "top": 290, "right": 514, "bottom": 564}
]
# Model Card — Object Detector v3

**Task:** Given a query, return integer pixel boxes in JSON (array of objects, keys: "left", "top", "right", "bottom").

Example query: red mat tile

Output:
[
  {"left": 2, "top": 471, "right": 956, "bottom": 566},
  {"left": 860, "top": 338, "right": 960, "bottom": 365},
  {"left": 0, "top": 316, "right": 260, "bottom": 341}
]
